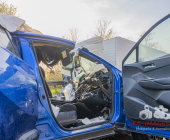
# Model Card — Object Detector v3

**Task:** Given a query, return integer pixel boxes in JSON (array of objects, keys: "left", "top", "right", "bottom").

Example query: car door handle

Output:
[{"left": 142, "top": 63, "right": 155, "bottom": 69}]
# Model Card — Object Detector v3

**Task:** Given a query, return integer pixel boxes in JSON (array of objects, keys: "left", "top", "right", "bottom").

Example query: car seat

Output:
[{"left": 57, "top": 103, "right": 77, "bottom": 126}]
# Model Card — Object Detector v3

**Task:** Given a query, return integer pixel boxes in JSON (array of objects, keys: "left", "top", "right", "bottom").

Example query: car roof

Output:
[{"left": 11, "top": 31, "right": 75, "bottom": 49}]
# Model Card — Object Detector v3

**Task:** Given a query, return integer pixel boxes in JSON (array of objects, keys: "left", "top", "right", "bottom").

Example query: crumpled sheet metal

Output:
[
  {"left": 0, "top": 13, "right": 24, "bottom": 32},
  {"left": 0, "top": 14, "right": 42, "bottom": 34}
]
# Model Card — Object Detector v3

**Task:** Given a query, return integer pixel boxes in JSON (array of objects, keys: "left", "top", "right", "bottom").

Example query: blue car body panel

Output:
[{"left": 0, "top": 46, "right": 38, "bottom": 139}]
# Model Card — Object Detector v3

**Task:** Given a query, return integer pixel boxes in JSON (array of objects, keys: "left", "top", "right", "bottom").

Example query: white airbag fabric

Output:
[
  {"left": 63, "top": 84, "right": 75, "bottom": 101},
  {"left": 51, "top": 104, "right": 60, "bottom": 117},
  {"left": 82, "top": 117, "right": 105, "bottom": 125}
]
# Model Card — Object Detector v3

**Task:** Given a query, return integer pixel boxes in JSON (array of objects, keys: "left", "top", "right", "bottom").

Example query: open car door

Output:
[
  {"left": 0, "top": 27, "right": 39, "bottom": 139},
  {"left": 122, "top": 14, "right": 170, "bottom": 137}
]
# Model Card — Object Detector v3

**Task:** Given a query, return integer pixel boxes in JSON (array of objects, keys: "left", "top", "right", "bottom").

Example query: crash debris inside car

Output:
[{"left": 34, "top": 41, "right": 114, "bottom": 129}]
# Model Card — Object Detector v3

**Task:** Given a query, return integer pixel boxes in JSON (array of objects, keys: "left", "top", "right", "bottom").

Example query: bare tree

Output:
[
  {"left": 0, "top": 0, "right": 18, "bottom": 16},
  {"left": 60, "top": 34, "right": 70, "bottom": 40},
  {"left": 69, "top": 28, "right": 80, "bottom": 42},
  {"left": 92, "top": 18, "right": 118, "bottom": 40},
  {"left": 61, "top": 27, "right": 80, "bottom": 42}
]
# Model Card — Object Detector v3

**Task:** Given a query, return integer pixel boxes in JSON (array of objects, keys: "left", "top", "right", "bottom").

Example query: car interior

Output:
[{"left": 32, "top": 41, "right": 115, "bottom": 129}]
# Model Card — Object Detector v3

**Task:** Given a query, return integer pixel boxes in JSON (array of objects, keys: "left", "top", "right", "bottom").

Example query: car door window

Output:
[
  {"left": 0, "top": 26, "right": 21, "bottom": 58},
  {"left": 138, "top": 17, "right": 170, "bottom": 62},
  {"left": 6, "top": 30, "right": 21, "bottom": 58},
  {"left": 124, "top": 17, "right": 170, "bottom": 64},
  {"left": 124, "top": 49, "right": 136, "bottom": 64}
]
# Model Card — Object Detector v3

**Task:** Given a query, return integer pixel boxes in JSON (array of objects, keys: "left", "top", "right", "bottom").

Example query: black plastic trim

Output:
[{"left": 57, "top": 126, "right": 115, "bottom": 140}]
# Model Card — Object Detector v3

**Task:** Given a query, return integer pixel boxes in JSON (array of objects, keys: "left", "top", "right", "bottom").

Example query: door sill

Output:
[
  {"left": 65, "top": 121, "right": 108, "bottom": 131},
  {"left": 57, "top": 126, "right": 115, "bottom": 140}
]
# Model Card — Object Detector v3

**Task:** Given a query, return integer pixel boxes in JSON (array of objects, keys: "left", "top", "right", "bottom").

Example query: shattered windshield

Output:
[
  {"left": 65, "top": 56, "right": 98, "bottom": 75},
  {"left": 79, "top": 56, "right": 98, "bottom": 74}
]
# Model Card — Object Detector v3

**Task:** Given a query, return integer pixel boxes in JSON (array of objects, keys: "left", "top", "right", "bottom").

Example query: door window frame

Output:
[{"left": 122, "top": 14, "right": 170, "bottom": 66}]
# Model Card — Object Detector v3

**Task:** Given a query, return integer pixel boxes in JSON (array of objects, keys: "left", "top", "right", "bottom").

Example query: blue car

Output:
[{"left": 1, "top": 14, "right": 170, "bottom": 140}]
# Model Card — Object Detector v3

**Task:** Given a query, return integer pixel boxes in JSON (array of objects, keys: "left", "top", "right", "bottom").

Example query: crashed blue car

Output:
[{"left": 1, "top": 14, "right": 170, "bottom": 140}]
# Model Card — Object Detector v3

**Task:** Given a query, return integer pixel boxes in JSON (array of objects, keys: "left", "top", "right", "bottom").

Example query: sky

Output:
[{"left": 7, "top": 0, "right": 170, "bottom": 42}]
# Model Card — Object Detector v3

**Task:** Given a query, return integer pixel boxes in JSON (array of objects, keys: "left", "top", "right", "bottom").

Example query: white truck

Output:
[{"left": 76, "top": 36, "right": 136, "bottom": 70}]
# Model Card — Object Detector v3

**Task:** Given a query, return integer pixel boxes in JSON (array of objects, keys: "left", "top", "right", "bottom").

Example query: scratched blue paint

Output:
[{"left": 0, "top": 46, "right": 38, "bottom": 139}]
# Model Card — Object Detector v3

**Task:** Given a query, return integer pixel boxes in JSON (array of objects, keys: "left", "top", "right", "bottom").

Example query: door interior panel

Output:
[
  {"left": 123, "top": 55, "right": 170, "bottom": 122},
  {"left": 123, "top": 56, "right": 170, "bottom": 78},
  {"left": 132, "top": 72, "right": 170, "bottom": 90},
  {"left": 138, "top": 78, "right": 170, "bottom": 90}
]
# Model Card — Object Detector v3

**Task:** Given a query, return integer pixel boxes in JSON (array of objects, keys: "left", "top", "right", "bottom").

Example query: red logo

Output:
[{"left": 133, "top": 121, "right": 169, "bottom": 126}]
